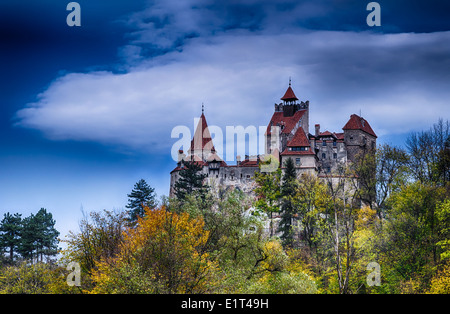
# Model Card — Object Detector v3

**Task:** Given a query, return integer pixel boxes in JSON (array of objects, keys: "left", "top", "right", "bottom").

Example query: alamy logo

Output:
[
  {"left": 66, "top": 2, "right": 81, "bottom": 27},
  {"left": 171, "top": 119, "right": 279, "bottom": 162},
  {"left": 366, "top": 2, "right": 381, "bottom": 27},
  {"left": 66, "top": 261, "right": 81, "bottom": 287},
  {"left": 366, "top": 262, "right": 381, "bottom": 287}
]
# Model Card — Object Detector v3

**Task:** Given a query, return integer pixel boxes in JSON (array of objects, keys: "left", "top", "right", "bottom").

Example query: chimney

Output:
[{"left": 315, "top": 124, "right": 320, "bottom": 137}]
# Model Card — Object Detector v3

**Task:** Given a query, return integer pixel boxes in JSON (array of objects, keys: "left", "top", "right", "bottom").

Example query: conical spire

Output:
[
  {"left": 281, "top": 79, "right": 298, "bottom": 102},
  {"left": 191, "top": 113, "right": 214, "bottom": 152}
]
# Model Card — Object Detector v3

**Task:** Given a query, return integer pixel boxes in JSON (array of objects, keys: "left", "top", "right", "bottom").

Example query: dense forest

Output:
[{"left": 0, "top": 119, "right": 448, "bottom": 294}]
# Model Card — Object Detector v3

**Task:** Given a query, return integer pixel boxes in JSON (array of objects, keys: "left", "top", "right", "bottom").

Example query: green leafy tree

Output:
[
  {"left": 0, "top": 213, "right": 22, "bottom": 262},
  {"left": 278, "top": 158, "right": 298, "bottom": 248},
  {"left": 352, "top": 144, "right": 409, "bottom": 219},
  {"left": 61, "top": 209, "right": 127, "bottom": 290},
  {"left": 294, "top": 174, "right": 331, "bottom": 266},
  {"left": 126, "top": 179, "right": 157, "bottom": 222},
  {"left": 436, "top": 199, "right": 450, "bottom": 261},
  {"left": 373, "top": 182, "right": 448, "bottom": 292},
  {"left": 253, "top": 167, "right": 281, "bottom": 237},
  {"left": 173, "top": 161, "right": 208, "bottom": 201}
]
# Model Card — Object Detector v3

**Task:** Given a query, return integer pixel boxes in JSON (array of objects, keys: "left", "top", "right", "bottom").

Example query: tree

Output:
[
  {"left": 90, "top": 207, "right": 217, "bottom": 294},
  {"left": 61, "top": 209, "right": 127, "bottom": 289},
  {"left": 321, "top": 164, "right": 364, "bottom": 294},
  {"left": 253, "top": 167, "right": 281, "bottom": 237},
  {"left": 278, "top": 158, "right": 298, "bottom": 248},
  {"left": 18, "top": 209, "right": 59, "bottom": 263},
  {"left": 0, "top": 213, "right": 22, "bottom": 262},
  {"left": 126, "top": 179, "right": 157, "bottom": 222},
  {"left": 294, "top": 174, "right": 331, "bottom": 267},
  {"left": 173, "top": 161, "right": 208, "bottom": 201},
  {"left": 436, "top": 199, "right": 450, "bottom": 262},
  {"left": 353, "top": 144, "right": 409, "bottom": 219},
  {"left": 372, "top": 182, "right": 448, "bottom": 293},
  {"left": 436, "top": 135, "right": 450, "bottom": 184},
  {"left": 406, "top": 118, "right": 449, "bottom": 185},
  {"left": 428, "top": 262, "right": 450, "bottom": 294}
]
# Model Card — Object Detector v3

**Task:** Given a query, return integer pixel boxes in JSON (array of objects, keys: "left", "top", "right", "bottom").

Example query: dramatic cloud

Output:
[{"left": 14, "top": 0, "right": 450, "bottom": 157}]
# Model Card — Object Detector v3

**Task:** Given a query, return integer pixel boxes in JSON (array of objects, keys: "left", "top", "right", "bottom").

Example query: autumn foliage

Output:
[{"left": 90, "top": 207, "right": 217, "bottom": 294}]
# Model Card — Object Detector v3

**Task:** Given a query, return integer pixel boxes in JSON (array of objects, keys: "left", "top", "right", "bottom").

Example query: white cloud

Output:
[{"left": 15, "top": 29, "right": 450, "bottom": 155}]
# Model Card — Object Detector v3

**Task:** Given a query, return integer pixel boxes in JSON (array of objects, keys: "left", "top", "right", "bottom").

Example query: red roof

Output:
[
  {"left": 287, "top": 127, "right": 310, "bottom": 147},
  {"left": 335, "top": 132, "right": 344, "bottom": 140},
  {"left": 266, "top": 110, "right": 306, "bottom": 135},
  {"left": 238, "top": 159, "right": 260, "bottom": 167},
  {"left": 170, "top": 160, "right": 207, "bottom": 174},
  {"left": 319, "top": 130, "right": 333, "bottom": 136},
  {"left": 280, "top": 150, "right": 315, "bottom": 156},
  {"left": 190, "top": 113, "right": 216, "bottom": 151},
  {"left": 281, "top": 86, "right": 298, "bottom": 101},
  {"left": 342, "top": 114, "right": 377, "bottom": 138}
]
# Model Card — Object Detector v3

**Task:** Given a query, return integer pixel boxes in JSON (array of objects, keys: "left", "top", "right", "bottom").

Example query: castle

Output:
[{"left": 170, "top": 82, "right": 377, "bottom": 196}]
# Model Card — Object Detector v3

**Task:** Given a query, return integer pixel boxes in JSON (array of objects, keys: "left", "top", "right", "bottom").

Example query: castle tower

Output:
[
  {"left": 188, "top": 113, "right": 215, "bottom": 162},
  {"left": 267, "top": 81, "right": 310, "bottom": 160},
  {"left": 343, "top": 114, "right": 377, "bottom": 162}
]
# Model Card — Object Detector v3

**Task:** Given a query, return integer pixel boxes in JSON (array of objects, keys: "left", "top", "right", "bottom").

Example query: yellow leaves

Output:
[
  {"left": 90, "top": 206, "right": 216, "bottom": 294},
  {"left": 355, "top": 205, "right": 378, "bottom": 230},
  {"left": 428, "top": 262, "right": 450, "bottom": 294},
  {"left": 260, "top": 240, "right": 288, "bottom": 272}
]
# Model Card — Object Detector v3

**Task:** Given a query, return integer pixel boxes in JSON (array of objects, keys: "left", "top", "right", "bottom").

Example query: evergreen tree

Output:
[
  {"left": 18, "top": 209, "right": 59, "bottom": 263},
  {"left": 0, "top": 212, "right": 22, "bottom": 262},
  {"left": 36, "top": 208, "right": 60, "bottom": 261},
  {"left": 278, "top": 158, "right": 298, "bottom": 248},
  {"left": 126, "top": 179, "right": 157, "bottom": 222},
  {"left": 173, "top": 161, "right": 208, "bottom": 201}
]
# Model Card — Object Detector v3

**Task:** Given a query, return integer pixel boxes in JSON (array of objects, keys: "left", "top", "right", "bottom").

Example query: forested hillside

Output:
[{"left": 0, "top": 119, "right": 448, "bottom": 294}]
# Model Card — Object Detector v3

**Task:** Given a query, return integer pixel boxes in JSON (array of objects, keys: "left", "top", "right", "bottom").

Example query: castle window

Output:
[
  {"left": 295, "top": 158, "right": 301, "bottom": 166},
  {"left": 246, "top": 175, "right": 251, "bottom": 178},
  {"left": 333, "top": 140, "right": 337, "bottom": 147},
  {"left": 322, "top": 141, "right": 327, "bottom": 146},
  {"left": 322, "top": 153, "right": 326, "bottom": 159},
  {"left": 333, "top": 153, "right": 337, "bottom": 159}
]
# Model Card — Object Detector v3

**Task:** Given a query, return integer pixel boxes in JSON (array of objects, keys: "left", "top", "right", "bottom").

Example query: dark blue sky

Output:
[{"left": 1, "top": 0, "right": 450, "bottom": 237}]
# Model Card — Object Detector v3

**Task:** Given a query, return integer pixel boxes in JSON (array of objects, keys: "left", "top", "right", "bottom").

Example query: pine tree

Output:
[
  {"left": 173, "top": 161, "right": 208, "bottom": 201},
  {"left": 126, "top": 179, "right": 157, "bottom": 222},
  {"left": 18, "top": 209, "right": 59, "bottom": 263},
  {"left": 278, "top": 158, "right": 298, "bottom": 248},
  {"left": 36, "top": 208, "right": 59, "bottom": 261},
  {"left": 0, "top": 212, "right": 22, "bottom": 262}
]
